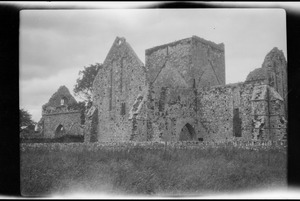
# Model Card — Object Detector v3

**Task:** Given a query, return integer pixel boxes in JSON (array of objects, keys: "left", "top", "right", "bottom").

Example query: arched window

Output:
[
  {"left": 55, "top": 124, "right": 65, "bottom": 137},
  {"left": 179, "top": 123, "right": 196, "bottom": 141}
]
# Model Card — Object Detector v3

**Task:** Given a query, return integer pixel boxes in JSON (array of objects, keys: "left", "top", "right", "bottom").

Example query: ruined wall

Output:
[
  {"left": 42, "top": 86, "right": 78, "bottom": 113},
  {"left": 83, "top": 106, "right": 98, "bottom": 143},
  {"left": 197, "top": 81, "right": 286, "bottom": 142},
  {"left": 145, "top": 85, "right": 200, "bottom": 142},
  {"left": 268, "top": 87, "right": 287, "bottom": 140},
  {"left": 262, "top": 47, "right": 288, "bottom": 117},
  {"left": 43, "top": 111, "right": 81, "bottom": 138},
  {"left": 145, "top": 36, "right": 225, "bottom": 89},
  {"left": 89, "top": 36, "right": 287, "bottom": 143},
  {"left": 164, "top": 88, "right": 199, "bottom": 141},
  {"left": 92, "top": 37, "right": 146, "bottom": 142},
  {"left": 40, "top": 85, "right": 82, "bottom": 138},
  {"left": 246, "top": 47, "right": 287, "bottom": 117},
  {"left": 145, "top": 36, "right": 225, "bottom": 142},
  {"left": 129, "top": 87, "right": 148, "bottom": 141},
  {"left": 191, "top": 36, "right": 225, "bottom": 88},
  {"left": 146, "top": 38, "right": 191, "bottom": 88},
  {"left": 21, "top": 140, "right": 287, "bottom": 153}
]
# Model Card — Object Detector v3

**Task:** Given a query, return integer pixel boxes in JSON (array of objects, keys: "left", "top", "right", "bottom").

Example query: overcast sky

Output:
[{"left": 20, "top": 8, "right": 287, "bottom": 122}]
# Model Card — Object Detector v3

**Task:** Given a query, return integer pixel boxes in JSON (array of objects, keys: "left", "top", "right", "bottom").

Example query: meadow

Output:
[{"left": 20, "top": 143, "right": 287, "bottom": 197}]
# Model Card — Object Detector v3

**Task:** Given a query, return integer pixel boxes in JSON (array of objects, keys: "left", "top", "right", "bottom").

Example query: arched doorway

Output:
[
  {"left": 55, "top": 124, "right": 65, "bottom": 137},
  {"left": 179, "top": 123, "right": 196, "bottom": 141}
]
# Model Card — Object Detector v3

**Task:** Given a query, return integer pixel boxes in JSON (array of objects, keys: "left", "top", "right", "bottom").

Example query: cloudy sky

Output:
[{"left": 20, "top": 8, "right": 287, "bottom": 122}]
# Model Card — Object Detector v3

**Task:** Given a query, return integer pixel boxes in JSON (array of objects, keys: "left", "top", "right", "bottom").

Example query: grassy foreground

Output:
[{"left": 20, "top": 145, "right": 287, "bottom": 197}]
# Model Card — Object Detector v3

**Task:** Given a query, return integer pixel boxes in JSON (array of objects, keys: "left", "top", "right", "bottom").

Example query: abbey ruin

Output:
[
  {"left": 84, "top": 36, "right": 287, "bottom": 143},
  {"left": 35, "top": 35, "right": 287, "bottom": 142},
  {"left": 38, "top": 86, "right": 82, "bottom": 138}
]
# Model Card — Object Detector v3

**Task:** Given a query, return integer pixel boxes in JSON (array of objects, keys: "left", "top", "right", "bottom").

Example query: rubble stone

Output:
[
  {"left": 88, "top": 36, "right": 287, "bottom": 143},
  {"left": 39, "top": 86, "right": 82, "bottom": 138}
]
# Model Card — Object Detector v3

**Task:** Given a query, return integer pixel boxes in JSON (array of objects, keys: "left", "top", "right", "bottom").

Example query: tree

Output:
[
  {"left": 68, "top": 101, "right": 86, "bottom": 124},
  {"left": 20, "top": 108, "right": 35, "bottom": 130},
  {"left": 73, "top": 63, "right": 102, "bottom": 106}
]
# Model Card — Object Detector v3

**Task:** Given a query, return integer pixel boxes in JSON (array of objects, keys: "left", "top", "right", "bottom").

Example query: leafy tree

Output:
[
  {"left": 68, "top": 101, "right": 86, "bottom": 124},
  {"left": 73, "top": 63, "right": 102, "bottom": 106},
  {"left": 20, "top": 108, "right": 35, "bottom": 130}
]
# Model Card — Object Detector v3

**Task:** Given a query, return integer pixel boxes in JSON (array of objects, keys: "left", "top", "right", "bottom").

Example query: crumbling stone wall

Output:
[
  {"left": 40, "top": 86, "right": 82, "bottom": 138},
  {"left": 92, "top": 37, "right": 147, "bottom": 142},
  {"left": 43, "top": 111, "right": 81, "bottom": 138},
  {"left": 246, "top": 47, "right": 287, "bottom": 117},
  {"left": 42, "top": 86, "right": 78, "bottom": 114},
  {"left": 128, "top": 87, "right": 148, "bottom": 141},
  {"left": 190, "top": 36, "right": 225, "bottom": 88},
  {"left": 146, "top": 86, "right": 198, "bottom": 141},
  {"left": 145, "top": 36, "right": 225, "bottom": 142},
  {"left": 21, "top": 140, "right": 287, "bottom": 153},
  {"left": 145, "top": 36, "right": 225, "bottom": 89},
  {"left": 84, "top": 106, "right": 98, "bottom": 143},
  {"left": 197, "top": 81, "right": 286, "bottom": 142},
  {"left": 89, "top": 36, "right": 287, "bottom": 143}
]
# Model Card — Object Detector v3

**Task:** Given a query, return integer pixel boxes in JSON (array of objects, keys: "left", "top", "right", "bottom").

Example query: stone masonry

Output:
[
  {"left": 88, "top": 36, "right": 287, "bottom": 143},
  {"left": 38, "top": 86, "right": 82, "bottom": 138},
  {"left": 91, "top": 37, "right": 147, "bottom": 142}
]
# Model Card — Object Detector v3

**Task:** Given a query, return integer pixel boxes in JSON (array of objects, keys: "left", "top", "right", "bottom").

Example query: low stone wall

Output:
[{"left": 20, "top": 140, "right": 287, "bottom": 152}]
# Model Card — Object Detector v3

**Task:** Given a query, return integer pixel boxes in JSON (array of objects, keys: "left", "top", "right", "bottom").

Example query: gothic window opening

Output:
[
  {"left": 120, "top": 103, "right": 126, "bottom": 115},
  {"left": 158, "top": 87, "right": 167, "bottom": 112},
  {"left": 120, "top": 58, "right": 124, "bottom": 94},
  {"left": 179, "top": 123, "right": 196, "bottom": 141},
  {"left": 109, "top": 67, "right": 113, "bottom": 111},
  {"left": 55, "top": 124, "right": 65, "bottom": 137},
  {"left": 233, "top": 108, "right": 242, "bottom": 137}
]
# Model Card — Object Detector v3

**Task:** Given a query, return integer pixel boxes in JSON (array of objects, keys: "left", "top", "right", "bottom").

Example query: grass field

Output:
[{"left": 20, "top": 145, "right": 287, "bottom": 197}]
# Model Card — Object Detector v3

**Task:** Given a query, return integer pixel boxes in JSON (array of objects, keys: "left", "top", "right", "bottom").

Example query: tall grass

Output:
[{"left": 20, "top": 145, "right": 286, "bottom": 197}]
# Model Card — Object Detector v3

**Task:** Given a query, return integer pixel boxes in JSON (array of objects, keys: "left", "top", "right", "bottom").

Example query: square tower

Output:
[{"left": 145, "top": 35, "right": 225, "bottom": 90}]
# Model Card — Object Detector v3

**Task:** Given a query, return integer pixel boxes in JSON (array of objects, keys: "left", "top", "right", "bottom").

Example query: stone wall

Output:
[
  {"left": 88, "top": 36, "right": 287, "bottom": 144},
  {"left": 246, "top": 47, "right": 287, "bottom": 117},
  {"left": 42, "top": 85, "right": 78, "bottom": 114},
  {"left": 144, "top": 36, "right": 225, "bottom": 142},
  {"left": 191, "top": 36, "right": 225, "bottom": 88},
  {"left": 39, "top": 85, "right": 82, "bottom": 139},
  {"left": 20, "top": 140, "right": 287, "bottom": 152},
  {"left": 43, "top": 111, "right": 82, "bottom": 138},
  {"left": 197, "top": 81, "right": 286, "bottom": 142},
  {"left": 145, "top": 36, "right": 225, "bottom": 89},
  {"left": 92, "top": 37, "right": 147, "bottom": 142}
]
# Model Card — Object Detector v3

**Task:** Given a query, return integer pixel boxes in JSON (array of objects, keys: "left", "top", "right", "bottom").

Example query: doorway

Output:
[
  {"left": 179, "top": 123, "right": 196, "bottom": 141},
  {"left": 55, "top": 124, "right": 65, "bottom": 137}
]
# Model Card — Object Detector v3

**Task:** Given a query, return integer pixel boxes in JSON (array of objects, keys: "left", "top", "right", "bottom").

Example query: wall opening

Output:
[
  {"left": 60, "top": 97, "right": 68, "bottom": 105},
  {"left": 233, "top": 108, "right": 242, "bottom": 137},
  {"left": 90, "top": 108, "right": 98, "bottom": 142},
  {"left": 55, "top": 124, "right": 65, "bottom": 137},
  {"left": 158, "top": 87, "right": 167, "bottom": 112},
  {"left": 109, "top": 66, "right": 113, "bottom": 111},
  {"left": 120, "top": 58, "right": 124, "bottom": 94},
  {"left": 179, "top": 123, "right": 196, "bottom": 141},
  {"left": 120, "top": 103, "right": 126, "bottom": 115}
]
